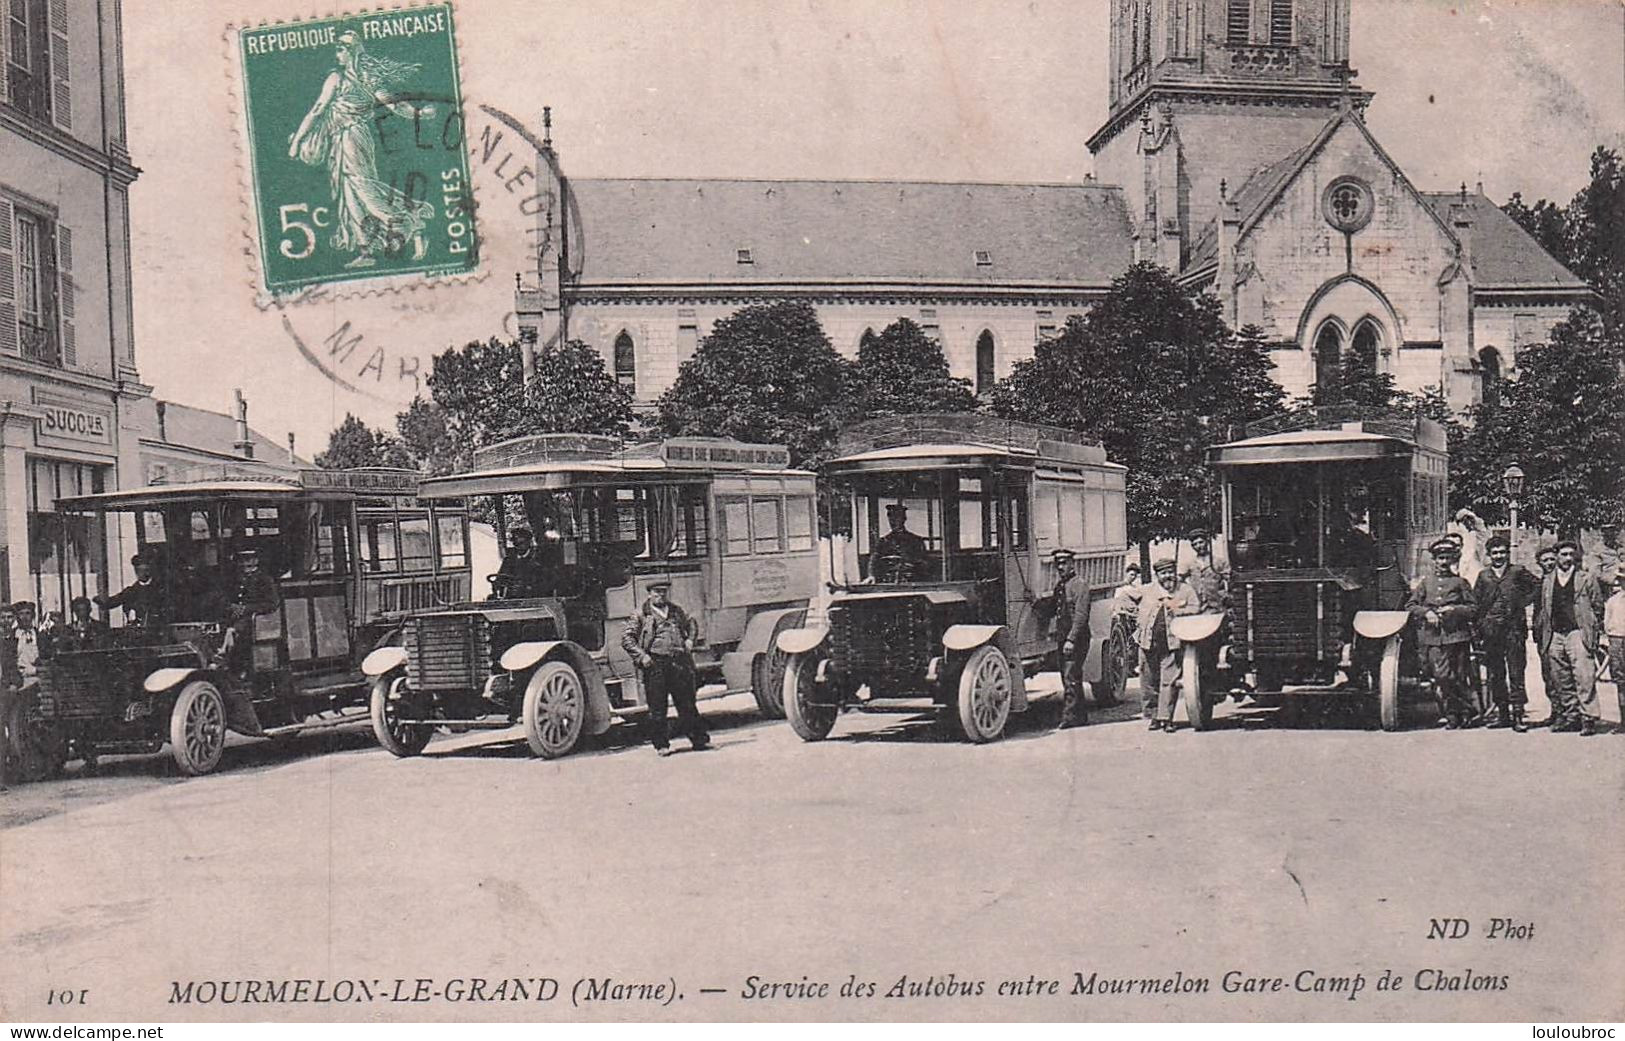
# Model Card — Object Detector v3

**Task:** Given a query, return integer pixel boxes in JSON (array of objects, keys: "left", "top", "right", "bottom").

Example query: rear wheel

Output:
[
  {"left": 370, "top": 674, "right": 434, "bottom": 757},
  {"left": 957, "top": 645, "right": 1013, "bottom": 742},
  {"left": 523, "top": 661, "right": 586, "bottom": 759},
  {"left": 5, "top": 691, "right": 65, "bottom": 783},
  {"left": 751, "top": 611, "right": 806, "bottom": 718},
  {"left": 1099, "top": 616, "right": 1133, "bottom": 706},
  {"left": 1180, "top": 643, "right": 1211, "bottom": 731},
  {"left": 1377, "top": 636, "right": 1402, "bottom": 732},
  {"left": 169, "top": 681, "right": 227, "bottom": 776},
  {"left": 783, "top": 653, "right": 836, "bottom": 741}
]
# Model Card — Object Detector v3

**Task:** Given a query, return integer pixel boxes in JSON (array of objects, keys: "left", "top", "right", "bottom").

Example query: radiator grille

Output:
[
  {"left": 34, "top": 652, "right": 144, "bottom": 720},
  {"left": 828, "top": 598, "right": 935, "bottom": 678},
  {"left": 1239, "top": 580, "right": 1345, "bottom": 661},
  {"left": 405, "top": 614, "right": 491, "bottom": 692}
]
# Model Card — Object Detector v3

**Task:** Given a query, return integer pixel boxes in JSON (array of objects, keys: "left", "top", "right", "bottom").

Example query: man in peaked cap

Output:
[
  {"left": 1473, "top": 533, "right": 1539, "bottom": 731},
  {"left": 1137, "top": 556, "right": 1199, "bottom": 732},
  {"left": 622, "top": 578, "right": 709, "bottom": 756},
  {"left": 493, "top": 526, "right": 546, "bottom": 599},
  {"left": 1536, "top": 539, "right": 1607, "bottom": 735},
  {"left": 96, "top": 551, "right": 166, "bottom": 627},
  {"left": 871, "top": 504, "right": 930, "bottom": 582},
  {"left": 1048, "top": 548, "right": 1088, "bottom": 729},
  {"left": 1408, "top": 538, "right": 1478, "bottom": 728}
]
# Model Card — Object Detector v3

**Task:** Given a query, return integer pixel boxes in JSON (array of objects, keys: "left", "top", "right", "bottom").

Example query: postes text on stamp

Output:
[{"left": 237, "top": 5, "right": 477, "bottom": 295}]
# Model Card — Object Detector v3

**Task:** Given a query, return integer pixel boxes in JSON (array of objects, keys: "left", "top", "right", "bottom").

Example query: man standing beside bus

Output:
[
  {"left": 1473, "top": 534, "right": 1538, "bottom": 732},
  {"left": 1537, "top": 540, "right": 1606, "bottom": 736},
  {"left": 1409, "top": 539, "right": 1478, "bottom": 729},
  {"left": 1050, "top": 549, "right": 1089, "bottom": 729},
  {"left": 623, "top": 579, "right": 710, "bottom": 756},
  {"left": 1139, "top": 557, "right": 1199, "bottom": 732}
]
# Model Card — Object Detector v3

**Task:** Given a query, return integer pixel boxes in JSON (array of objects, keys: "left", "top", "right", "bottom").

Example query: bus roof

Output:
[
  {"left": 827, "top": 413, "right": 1113, "bottom": 473},
  {"left": 58, "top": 466, "right": 426, "bottom": 511},
  {"left": 1208, "top": 426, "right": 1423, "bottom": 467},
  {"left": 420, "top": 434, "right": 811, "bottom": 499}
]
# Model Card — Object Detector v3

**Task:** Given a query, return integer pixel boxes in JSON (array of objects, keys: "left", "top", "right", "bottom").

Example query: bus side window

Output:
[
  {"left": 358, "top": 515, "right": 400, "bottom": 573},
  {"left": 786, "top": 496, "right": 814, "bottom": 551},
  {"left": 719, "top": 497, "right": 751, "bottom": 557},
  {"left": 399, "top": 515, "right": 433, "bottom": 572},
  {"left": 436, "top": 513, "right": 467, "bottom": 570}
]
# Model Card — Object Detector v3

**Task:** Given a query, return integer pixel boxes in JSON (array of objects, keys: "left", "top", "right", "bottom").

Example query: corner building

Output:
[
  {"left": 517, "top": 0, "right": 1588, "bottom": 415},
  {"left": 0, "top": 0, "right": 148, "bottom": 613}
]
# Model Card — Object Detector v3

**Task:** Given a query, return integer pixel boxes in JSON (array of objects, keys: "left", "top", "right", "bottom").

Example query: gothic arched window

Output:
[
  {"left": 1480, "top": 346, "right": 1503, "bottom": 409},
  {"left": 1312, "top": 322, "right": 1343, "bottom": 404},
  {"left": 613, "top": 330, "right": 636, "bottom": 388},
  {"left": 976, "top": 330, "right": 996, "bottom": 396},
  {"left": 1349, "top": 320, "right": 1381, "bottom": 377}
]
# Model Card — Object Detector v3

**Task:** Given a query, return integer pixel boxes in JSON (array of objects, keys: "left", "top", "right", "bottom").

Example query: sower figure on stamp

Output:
[
  {"left": 622, "top": 579, "right": 710, "bottom": 757},
  {"left": 1536, "top": 540, "right": 1606, "bottom": 736},
  {"left": 1408, "top": 538, "right": 1478, "bottom": 729},
  {"left": 1138, "top": 557, "right": 1198, "bottom": 733},
  {"left": 1473, "top": 534, "right": 1539, "bottom": 732},
  {"left": 1046, "top": 549, "right": 1089, "bottom": 729}
]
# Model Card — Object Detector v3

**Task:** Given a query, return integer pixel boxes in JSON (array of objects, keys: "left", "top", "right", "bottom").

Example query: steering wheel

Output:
[
  {"left": 871, "top": 553, "right": 917, "bottom": 584},
  {"left": 487, "top": 573, "right": 514, "bottom": 599}
]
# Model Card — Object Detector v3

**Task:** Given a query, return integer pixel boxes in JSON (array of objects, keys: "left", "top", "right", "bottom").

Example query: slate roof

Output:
[
  {"left": 566, "top": 178, "right": 1132, "bottom": 287},
  {"left": 147, "top": 400, "right": 302, "bottom": 464},
  {"left": 1420, "top": 191, "right": 1589, "bottom": 290}
]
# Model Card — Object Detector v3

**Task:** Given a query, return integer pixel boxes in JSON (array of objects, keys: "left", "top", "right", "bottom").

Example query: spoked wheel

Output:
[
  {"left": 957, "top": 644, "right": 1013, "bottom": 743},
  {"left": 1377, "top": 635, "right": 1402, "bottom": 732},
  {"left": 522, "top": 661, "right": 586, "bottom": 759},
  {"left": 6, "top": 691, "right": 66, "bottom": 783},
  {"left": 370, "top": 673, "right": 434, "bottom": 757},
  {"left": 783, "top": 653, "right": 837, "bottom": 741},
  {"left": 169, "top": 680, "right": 228, "bottom": 776},
  {"left": 1180, "top": 643, "right": 1212, "bottom": 731},
  {"left": 751, "top": 611, "right": 806, "bottom": 719},
  {"left": 1098, "top": 616, "right": 1134, "bottom": 707}
]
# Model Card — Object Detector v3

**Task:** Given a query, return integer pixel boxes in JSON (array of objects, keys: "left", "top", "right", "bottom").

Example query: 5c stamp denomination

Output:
[{"left": 234, "top": 4, "right": 477, "bottom": 297}]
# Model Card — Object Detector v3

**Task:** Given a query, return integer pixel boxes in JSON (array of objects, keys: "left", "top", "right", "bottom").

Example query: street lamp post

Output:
[{"left": 1502, "top": 463, "right": 1526, "bottom": 560}]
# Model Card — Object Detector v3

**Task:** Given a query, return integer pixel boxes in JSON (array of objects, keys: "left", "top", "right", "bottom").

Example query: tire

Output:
[
  {"left": 1099, "top": 616, "right": 1133, "bottom": 706},
  {"left": 370, "top": 674, "right": 433, "bottom": 757},
  {"left": 522, "top": 661, "right": 586, "bottom": 759},
  {"left": 751, "top": 610, "right": 806, "bottom": 718},
  {"left": 169, "top": 681, "right": 228, "bottom": 776},
  {"left": 1180, "top": 643, "right": 1211, "bottom": 731},
  {"left": 783, "top": 652, "right": 836, "bottom": 741},
  {"left": 957, "top": 644, "right": 1013, "bottom": 743},
  {"left": 1377, "top": 635, "right": 1402, "bottom": 732}
]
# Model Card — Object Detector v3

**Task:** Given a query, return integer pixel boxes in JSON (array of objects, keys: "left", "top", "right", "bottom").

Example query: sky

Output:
[{"left": 123, "top": 0, "right": 1625, "bottom": 457}]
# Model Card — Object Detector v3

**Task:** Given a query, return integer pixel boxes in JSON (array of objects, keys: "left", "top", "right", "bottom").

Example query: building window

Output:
[
  {"left": 735, "top": 248, "right": 753, "bottom": 265},
  {"left": 13, "top": 205, "right": 60, "bottom": 366},
  {"left": 1312, "top": 321, "right": 1342, "bottom": 404},
  {"left": 975, "top": 330, "right": 996, "bottom": 396},
  {"left": 1349, "top": 320, "right": 1382, "bottom": 375},
  {"left": 1479, "top": 346, "right": 1503, "bottom": 409},
  {"left": 4, "top": 0, "right": 51, "bottom": 122},
  {"left": 27, "top": 459, "right": 107, "bottom": 619},
  {"left": 1226, "top": 0, "right": 1250, "bottom": 43},
  {"left": 613, "top": 330, "right": 636, "bottom": 388},
  {"left": 1269, "top": 0, "right": 1293, "bottom": 45},
  {"left": 973, "top": 250, "right": 993, "bottom": 266}
]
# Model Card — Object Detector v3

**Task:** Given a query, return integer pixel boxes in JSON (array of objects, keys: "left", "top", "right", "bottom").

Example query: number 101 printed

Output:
[{"left": 236, "top": 5, "right": 477, "bottom": 294}]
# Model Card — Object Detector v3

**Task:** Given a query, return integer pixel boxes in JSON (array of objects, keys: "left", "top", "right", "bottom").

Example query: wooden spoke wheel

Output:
[
  {"left": 751, "top": 610, "right": 806, "bottom": 719},
  {"left": 370, "top": 674, "right": 434, "bottom": 757},
  {"left": 957, "top": 644, "right": 1013, "bottom": 743},
  {"left": 1098, "top": 616, "right": 1134, "bottom": 707},
  {"left": 169, "top": 680, "right": 228, "bottom": 776},
  {"left": 522, "top": 661, "right": 586, "bottom": 759},
  {"left": 1377, "top": 635, "right": 1403, "bottom": 732},
  {"left": 783, "top": 653, "right": 837, "bottom": 742}
]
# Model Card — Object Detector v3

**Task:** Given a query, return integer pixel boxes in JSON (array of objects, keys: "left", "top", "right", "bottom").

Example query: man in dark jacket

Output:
[
  {"left": 1473, "top": 534, "right": 1538, "bottom": 732},
  {"left": 1048, "top": 549, "right": 1088, "bottom": 729},
  {"left": 219, "top": 548, "right": 282, "bottom": 674},
  {"left": 1536, "top": 540, "right": 1606, "bottom": 735},
  {"left": 96, "top": 552, "right": 165, "bottom": 626},
  {"left": 1408, "top": 538, "right": 1478, "bottom": 728},
  {"left": 621, "top": 579, "right": 709, "bottom": 756}
]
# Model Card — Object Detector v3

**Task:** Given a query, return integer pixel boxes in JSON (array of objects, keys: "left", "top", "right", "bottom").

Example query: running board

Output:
[{"left": 260, "top": 710, "right": 370, "bottom": 738}]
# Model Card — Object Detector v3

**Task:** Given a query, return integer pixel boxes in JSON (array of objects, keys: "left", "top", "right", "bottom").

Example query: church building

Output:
[{"left": 517, "top": 0, "right": 1590, "bottom": 413}]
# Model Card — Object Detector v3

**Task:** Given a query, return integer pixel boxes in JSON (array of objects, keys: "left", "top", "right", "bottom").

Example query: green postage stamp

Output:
[{"left": 235, "top": 4, "right": 477, "bottom": 296}]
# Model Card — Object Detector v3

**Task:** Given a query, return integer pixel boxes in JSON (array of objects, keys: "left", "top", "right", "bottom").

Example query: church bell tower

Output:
[{"left": 1087, "top": 0, "right": 1369, "bottom": 270}]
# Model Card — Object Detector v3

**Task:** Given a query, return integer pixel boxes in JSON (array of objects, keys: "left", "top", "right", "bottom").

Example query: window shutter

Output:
[
  {"left": 48, "top": 0, "right": 70, "bottom": 131},
  {"left": 0, "top": 200, "right": 17, "bottom": 357},
  {"left": 0, "top": 9, "right": 10, "bottom": 106},
  {"left": 56, "top": 223, "right": 74, "bottom": 367}
]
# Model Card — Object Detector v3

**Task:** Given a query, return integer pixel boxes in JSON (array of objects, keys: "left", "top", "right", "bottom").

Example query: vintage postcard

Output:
[{"left": 1, "top": 0, "right": 1623, "bottom": 1029}]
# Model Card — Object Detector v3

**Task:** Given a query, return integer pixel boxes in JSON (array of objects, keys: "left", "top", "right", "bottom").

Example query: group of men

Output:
[{"left": 1410, "top": 535, "right": 1621, "bottom": 735}]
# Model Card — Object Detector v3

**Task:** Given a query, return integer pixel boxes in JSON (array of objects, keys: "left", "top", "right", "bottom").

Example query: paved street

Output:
[{"left": 1, "top": 674, "right": 1621, "bottom": 1023}]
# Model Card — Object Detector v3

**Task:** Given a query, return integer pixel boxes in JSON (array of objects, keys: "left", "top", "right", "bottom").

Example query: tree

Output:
[
  {"left": 848, "top": 319, "right": 977, "bottom": 419},
  {"left": 1454, "top": 308, "right": 1625, "bottom": 535},
  {"left": 394, "top": 337, "right": 634, "bottom": 474},
  {"left": 989, "top": 263, "right": 1284, "bottom": 549},
  {"left": 1504, "top": 146, "right": 1625, "bottom": 322},
  {"left": 315, "top": 413, "right": 412, "bottom": 469},
  {"left": 656, "top": 301, "right": 851, "bottom": 468}
]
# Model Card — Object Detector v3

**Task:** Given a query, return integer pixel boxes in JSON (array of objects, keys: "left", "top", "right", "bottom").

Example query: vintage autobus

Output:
[
  {"left": 1176, "top": 406, "right": 1450, "bottom": 730},
  {"left": 774, "top": 413, "right": 1131, "bottom": 743},
  {"left": 362, "top": 434, "right": 819, "bottom": 759},
  {"left": 5, "top": 466, "right": 469, "bottom": 779}
]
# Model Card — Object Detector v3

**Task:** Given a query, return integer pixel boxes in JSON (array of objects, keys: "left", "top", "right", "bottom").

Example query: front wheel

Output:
[
  {"left": 1180, "top": 643, "right": 1211, "bottom": 731},
  {"left": 370, "top": 674, "right": 434, "bottom": 757},
  {"left": 957, "top": 644, "right": 1013, "bottom": 743},
  {"left": 1377, "top": 636, "right": 1402, "bottom": 732},
  {"left": 522, "top": 661, "right": 586, "bottom": 759},
  {"left": 783, "top": 653, "right": 836, "bottom": 741},
  {"left": 5, "top": 691, "right": 66, "bottom": 783},
  {"left": 751, "top": 611, "right": 806, "bottom": 719},
  {"left": 169, "top": 680, "right": 228, "bottom": 776}
]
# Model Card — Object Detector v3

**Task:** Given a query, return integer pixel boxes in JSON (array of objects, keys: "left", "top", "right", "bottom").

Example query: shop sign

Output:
[{"left": 33, "top": 392, "right": 114, "bottom": 451}]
